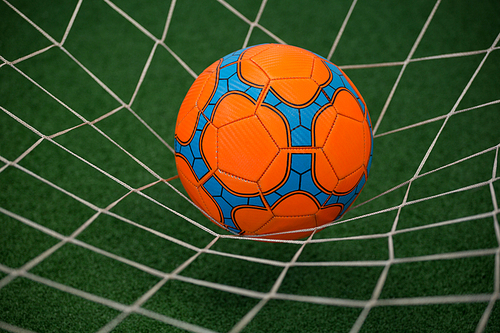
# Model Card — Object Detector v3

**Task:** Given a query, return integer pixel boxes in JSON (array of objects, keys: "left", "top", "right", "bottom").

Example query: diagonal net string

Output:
[{"left": 0, "top": 0, "right": 499, "bottom": 332}]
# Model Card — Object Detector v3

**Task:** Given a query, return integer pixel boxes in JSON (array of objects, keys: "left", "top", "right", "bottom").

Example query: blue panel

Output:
[
  {"left": 263, "top": 90, "right": 281, "bottom": 106},
  {"left": 217, "top": 197, "right": 233, "bottom": 218},
  {"left": 203, "top": 104, "right": 216, "bottom": 119},
  {"left": 300, "top": 170, "right": 321, "bottom": 196},
  {"left": 190, "top": 130, "right": 203, "bottom": 158},
  {"left": 341, "top": 76, "right": 358, "bottom": 99},
  {"left": 315, "top": 90, "right": 329, "bottom": 106},
  {"left": 316, "top": 192, "right": 330, "bottom": 206},
  {"left": 203, "top": 176, "right": 223, "bottom": 197},
  {"left": 228, "top": 74, "right": 250, "bottom": 93},
  {"left": 211, "top": 82, "right": 228, "bottom": 105},
  {"left": 219, "top": 63, "right": 238, "bottom": 79},
  {"left": 323, "top": 85, "right": 336, "bottom": 100},
  {"left": 326, "top": 194, "right": 339, "bottom": 206},
  {"left": 222, "top": 188, "right": 248, "bottom": 207},
  {"left": 192, "top": 158, "right": 209, "bottom": 179},
  {"left": 357, "top": 97, "right": 366, "bottom": 114},
  {"left": 179, "top": 145, "right": 194, "bottom": 164},
  {"left": 326, "top": 62, "right": 343, "bottom": 77},
  {"left": 249, "top": 195, "right": 265, "bottom": 207},
  {"left": 245, "top": 86, "right": 262, "bottom": 101},
  {"left": 291, "top": 126, "right": 311, "bottom": 147},
  {"left": 276, "top": 170, "right": 300, "bottom": 196},
  {"left": 196, "top": 113, "right": 207, "bottom": 130},
  {"left": 174, "top": 138, "right": 181, "bottom": 153},
  {"left": 276, "top": 103, "right": 300, "bottom": 129},
  {"left": 264, "top": 192, "right": 281, "bottom": 207},
  {"left": 337, "top": 189, "right": 356, "bottom": 207},
  {"left": 300, "top": 103, "right": 320, "bottom": 130},
  {"left": 291, "top": 153, "right": 311, "bottom": 174}
]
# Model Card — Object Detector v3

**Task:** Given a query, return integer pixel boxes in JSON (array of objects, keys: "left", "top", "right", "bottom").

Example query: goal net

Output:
[{"left": 0, "top": 0, "right": 499, "bottom": 332}]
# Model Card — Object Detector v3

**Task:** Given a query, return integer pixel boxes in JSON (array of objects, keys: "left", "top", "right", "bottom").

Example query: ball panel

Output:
[
  {"left": 200, "top": 122, "right": 217, "bottom": 172},
  {"left": 250, "top": 45, "right": 314, "bottom": 79},
  {"left": 311, "top": 58, "right": 332, "bottom": 86},
  {"left": 215, "top": 170, "right": 260, "bottom": 196},
  {"left": 312, "top": 105, "right": 337, "bottom": 147},
  {"left": 270, "top": 79, "right": 320, "bottom": 106},
  {"left": 316, "top": 204, "right": 343, "bottom": 226},
  {"left": 323, "top": 114, "right": 365, "bottom": 179},
  {"left": 218, "top": 116, "right": 278, "bottom": 182},
  {"left": 175, "top": 154, "right": 200, "bottom": 185},
  {"left": 333, "top": 89, "right": 364, "bottom": 122},
  {"left": 197, "top": 70, "right": 219, "bottom": 111},
  {"left": 198, "top": 184, "right": 223, "bottom": 223},
  {"left": 257, "top": 215, "right": 316, "bottom": 239},
  {"left": 312, "top": 151, "right": 339, "bottom": 193},
  {"left": 256, "top": 104, "right": 290, "bottom": 148},
  {"left": 212, "top": 93, "right": 256, "bottom": 128},
  {"left": 238, "top": 59, "right": 270, "bottom": 87},
  {"left": 232, "top": 205, "right": 273, "bottom": 233},
  {"left": 335, "top": 166, "right": 365, "bottom": 194},
  {"left": 175, "top": 107, "right": 200, "bottom": 144},
  {"left": 258, "top": 150, "right": 289, "bottom": 194},
  {"left": 272, "top": 192, "right": 319, "bottom": 216}
]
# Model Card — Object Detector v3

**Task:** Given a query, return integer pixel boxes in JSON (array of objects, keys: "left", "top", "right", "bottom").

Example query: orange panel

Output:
[
  {"left": 201, "top": 123, "right": 217, "bottom": 171},
  {"left": 233, "top": 205, "right": 273, "bottom": 233},
  {"left": 250, "top": 44, "right": 314, "bottom": 79},
  {"left": 312, "top": 151, "right": 338, "bottom": 193},
  {"left": 215, "top": 170, "right": 260, "bottom": 196},
  {"left": 333, "top": 89, "right": 364, "bottom": 122},
  {"left": 212, "top": 93, "right": 256, "bottom": 128},
  {"left": 270, "top": 78, "right": 319, "bottom": 106},
  {"left": 258, "top": 150, "right": 289, "bottom": 194},
  {"left": 272, "top": 192, "right": 319, "bottom": 216},
  {"left": 338, "top": 67, "right": 367, "bottom": 110},
  {"left": 256, "top": 215, "right": 317, "bottom": 240},
  {"left": 316, "top": 204, "right": 343, "bottom": 227},
  {"left": 218, "top": 116, "right": 279, "bottom": 182},
  {"left": 197, "top": 70, "right": 218, "bottom": 111},
  {"left": 175, "top": 106, "right": 199, "bottom": 144},
  {"left": 363, "top": 120, "right": 372, "bottom": 167},
  {"left": 335, "top": 166, "right": 365, "bottom": 194},
  {"left": 312, "top": 105, "right": 337, "bottom": 147},
  {"left": 311, "top": 58, "right": 331, "bottom": 86},
  {"left": 240, "top": 44, "right": 274, "bottom": 60},
  {"left": 239, "top": 59, "right": 270, "bottom": 87},
  {"left": 256, "top": 104, "right": 290, "bottom": 148},
  {"left": 198, "top": 184, "right": 223, "bottom": 223},
  {"left": 323, "top": 114, "right": 365, "bottom": 179},
  {"left": 175, "top": 154, "right": 199, "bottom": 186}
]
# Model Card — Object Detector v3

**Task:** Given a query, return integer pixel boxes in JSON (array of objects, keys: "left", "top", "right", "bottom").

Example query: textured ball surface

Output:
[{"left": 174, "top": 44, "right": 373, "bottom": 239}]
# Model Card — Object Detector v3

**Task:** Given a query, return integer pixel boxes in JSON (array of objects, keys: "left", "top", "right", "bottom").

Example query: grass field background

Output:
[{"left": 1, "top": 0, "right": 500, "bottom": 332}]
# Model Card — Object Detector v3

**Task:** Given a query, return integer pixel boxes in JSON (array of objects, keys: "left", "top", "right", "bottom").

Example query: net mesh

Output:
[{"left": 1, "top": 0, "right": 499, "bottom": 332}]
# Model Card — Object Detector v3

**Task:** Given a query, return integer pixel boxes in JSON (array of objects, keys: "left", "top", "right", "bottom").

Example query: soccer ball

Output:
[{"left": 174, "top": 44, "right": 373, "bottom": 239}]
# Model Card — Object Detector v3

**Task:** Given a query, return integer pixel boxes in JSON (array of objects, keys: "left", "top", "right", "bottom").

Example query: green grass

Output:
[{"left": 1, "top": 1, "right": 499, "bottom": 333}]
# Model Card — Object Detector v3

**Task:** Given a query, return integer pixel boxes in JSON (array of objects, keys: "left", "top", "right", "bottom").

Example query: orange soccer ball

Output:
[{"left": 174, "top": 44, "right": 372, "bottom": 239}]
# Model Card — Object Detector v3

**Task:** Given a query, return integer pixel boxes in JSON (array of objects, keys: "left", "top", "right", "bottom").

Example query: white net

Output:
[{"left": 0, "top": 0, "right": 499, "bottom": 332}]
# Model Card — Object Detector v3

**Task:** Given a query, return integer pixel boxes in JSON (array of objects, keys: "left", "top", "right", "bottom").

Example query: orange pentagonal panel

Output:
[
  {"left": 212, "top": 93, "right": 256, "bottom": 128},
  {"left": 315, "top": 204, "right": 343, "bottom": 227},
  {"left": 175, "top": 106, "right": 199, "bottom": 144},
  {"left": 250, "top": 44, "right": 314, "bottom": 79},
  {"left": 215, "top": 170, "right": 260, "bottom": 196},
  {"left": 201, "top": 123, "right": 217, "bottom": 171},
  {"left": 312, "top": 151, "right": 339, "bottom": 193},
  {"left": 218, "top": 116, "right": 279, "bottom": 182},
  {"left": 258, "top": 150, "right": 289, "bottom": 194},
  {"left": 256, "top": 215, "right": 317, "bottom": 239},
  {"left": 270, "top": 78, "right": 319, "bottom": 106},
  {"left": 256, "top": 104, "right": 290, "bottom": 148},
  {"left": 333, "top": 89, "right": 364, "bottom": 122},
  {"left": 312, "top": 104, "right": 337, "bottom": 147},
  {"left": 272, "top": 192, "right": 319, "bottom": 216},
  {"left": 335, "top": 166, "right": 365, "bottom": 194},
  {"left": 239, "top": 59, "right": 270, "bottom": 87},
  {"left": 323, "top": 114, "right": 365, "bottom": 179},
  {"left": 232, "top": 205, "right": 274, "bottom": 233},
  {"left": 311, "top": 58, "right": 331, "bottom": 86}
]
